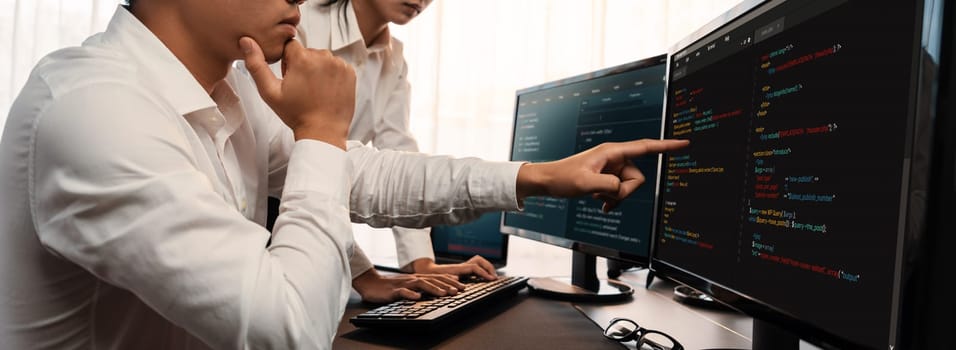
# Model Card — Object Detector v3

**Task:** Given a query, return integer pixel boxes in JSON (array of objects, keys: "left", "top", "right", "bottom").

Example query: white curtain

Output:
[
  {"left": 0, "top": 0, "right": 741, "bottom": 150},
  {"left": 1, "top": 0, "right": 118, "bottom": 132},
  {"left": 391, "top": 0, "right": 742, "bottom": 161}
]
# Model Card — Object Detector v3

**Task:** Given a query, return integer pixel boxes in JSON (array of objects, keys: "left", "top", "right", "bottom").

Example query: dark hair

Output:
[
  {"left": 126, "top": 0, "right": 135, "bottom": 9},
  {"left": 322, "top": 0, "right": 351, "bottom": 33}
]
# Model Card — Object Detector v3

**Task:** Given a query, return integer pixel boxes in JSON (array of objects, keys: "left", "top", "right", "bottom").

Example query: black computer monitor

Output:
[
  {"left": 431, "top": 212, "right": 508, "bottom": 269},
  {"left": 652, "top": 0, "right": 943, "bottom": 349},
  {"left": 500, "top": 55, "right": 668, "bottom": 301}
]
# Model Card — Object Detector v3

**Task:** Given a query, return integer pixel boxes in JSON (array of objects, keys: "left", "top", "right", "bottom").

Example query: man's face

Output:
[{"left": 182, "top": 0, "right": 300, "bottom": 63}]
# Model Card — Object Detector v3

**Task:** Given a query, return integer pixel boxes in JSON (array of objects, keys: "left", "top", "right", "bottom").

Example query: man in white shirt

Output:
[{"left": 0, "top": 1, "right": 687, "bottom": 349}]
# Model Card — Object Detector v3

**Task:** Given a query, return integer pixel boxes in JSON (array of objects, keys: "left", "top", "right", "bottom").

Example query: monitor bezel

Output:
[
  {"left": 500, "top": 54, "right": 668, "bottom": 267},
  {"left": 903, "top": 1, "right": 956, "bottom": 347},
  {"left": 649, "top": 0, "right": 939, "bottom": 349}
]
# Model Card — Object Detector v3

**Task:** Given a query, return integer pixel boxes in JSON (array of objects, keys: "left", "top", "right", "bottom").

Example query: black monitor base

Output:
[
  {"left": 672, "top": 285, "right": 731, "bottom": 311},
  {"left": 527, "top": 251, "right": 634, "bottom": 302},
  {"left": 527, "top": 276, "right": 633, "bottom": 302}
]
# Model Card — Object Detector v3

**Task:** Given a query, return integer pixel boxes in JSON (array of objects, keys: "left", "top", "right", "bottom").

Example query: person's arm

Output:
[
  {"left": 348, "top": 145, "right": 523, "bottom": 228},
  {"left": 392, "top": 227, "right": 436, "bottom": 272},
  {"left": 32, "top": 85, "right": 352, "bottom": 349},
  {"left": 35, "top": 37, "right": 358, "bottom": 349},
  {"left": 410, "top": 255, "right": 499, "bottom": 280},
  {"left": 514, "top": 139, "right": 690, "bottom": 212},
  {"left": 351, "top": 268, "right": 465, "bottom": 304},
  {"left": 348, "top": 241, "right": 466, "bottom": 303},
  {"left": 346, "top": 139, "right": 689, "bottom": 229}
]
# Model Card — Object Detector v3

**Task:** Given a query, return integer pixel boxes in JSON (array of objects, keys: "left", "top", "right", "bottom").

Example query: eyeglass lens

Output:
[
  {"left": 638, "top": 331, "right": 679, "bottom": 350},
  {"left": 604, "top": 318, "right": 640, "bottom": 340}
]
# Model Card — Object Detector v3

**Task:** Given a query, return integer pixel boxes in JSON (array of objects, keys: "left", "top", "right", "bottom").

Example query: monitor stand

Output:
[
  {"left": 607, "top": 257, "right": 655, "bottom": 287},
  {"left": 526, "top": 251, "right": 634, "bottom": 302}
]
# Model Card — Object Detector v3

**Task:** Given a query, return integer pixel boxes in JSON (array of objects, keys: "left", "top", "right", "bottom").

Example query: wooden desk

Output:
[{"left": 337, "top": 236, "right": 754, "bottom": 349}]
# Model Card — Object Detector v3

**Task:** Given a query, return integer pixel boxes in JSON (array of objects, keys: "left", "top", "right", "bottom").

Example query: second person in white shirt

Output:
[{"left": 295, "top": 0, "right": 501, "bottom": 303}]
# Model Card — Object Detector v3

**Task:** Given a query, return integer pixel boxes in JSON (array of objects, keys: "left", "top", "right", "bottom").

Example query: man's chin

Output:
[
  {"left": 264, "top": 39, "right": 294, "bottom": 63},
  {"left": 264, "top": 49, "right": 284, "bottom": 64},
  {"left": 265, "top": 55, "right": 282, "bottom": 64}
]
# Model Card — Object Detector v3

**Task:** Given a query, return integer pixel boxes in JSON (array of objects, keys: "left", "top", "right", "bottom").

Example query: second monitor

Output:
[
  {"left": 430, "top": 212, "right": 508, "bottom": 269},
  {"left": 500, "top": 54, "right": 667, "bottom": 301}
]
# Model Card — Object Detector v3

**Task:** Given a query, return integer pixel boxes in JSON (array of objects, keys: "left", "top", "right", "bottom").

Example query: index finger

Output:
[
  {"left": 465, "top": 262, "right": 497, "bottom": 281},
  {"left": 424, "top": 274, "right": 466, "bottom": 290},
  {"left": 468, "top": 256, "right": 498, "bottom": 279},
  {"left": 281, "top": 38, "right": 306, "bottom": 63},
  {"left": 615, "top": 139, "right": 690, "bottom": 158},
  {"left": 406, "top": 278, "right": 451, "bottom": 297}
]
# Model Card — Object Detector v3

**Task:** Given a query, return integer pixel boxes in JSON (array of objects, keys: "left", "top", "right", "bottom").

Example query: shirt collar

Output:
[
  {"left": 100, "top": 6, "right": 217, "bottom": 116},
  {"left": 328, "top": 1, "right": 392, "bottom": 53}
]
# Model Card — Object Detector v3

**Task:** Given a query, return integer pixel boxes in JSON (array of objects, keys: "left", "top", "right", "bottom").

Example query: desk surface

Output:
[
  {"left": 339, "top": 236, "right": 754, "bottom": 349},
  {"left": 577, "top": 269, "right": 753, "bottom": 350},
  {"left": 334, "top": 289, "right": 627, "bottom": 349}
]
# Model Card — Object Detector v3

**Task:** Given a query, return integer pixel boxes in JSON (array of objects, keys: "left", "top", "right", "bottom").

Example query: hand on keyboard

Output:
[
  {"left": 351, "top": 276, "right": 530, "bottom": 330},
  {"left": 460, "top": 274, "right": 488, "bottom": 284},
  {"left": 352, "top": 268, "right": 466, "bottom": 304},
  {"left": 410, "top": 255, "right": 499, "bottom": 281}
]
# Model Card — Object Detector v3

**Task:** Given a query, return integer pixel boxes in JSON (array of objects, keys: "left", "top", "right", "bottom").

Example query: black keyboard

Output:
[{"left": 349, "top": 275, "right": 529, "bottom": 330}]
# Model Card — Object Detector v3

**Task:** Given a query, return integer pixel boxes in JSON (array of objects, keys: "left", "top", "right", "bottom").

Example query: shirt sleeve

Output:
[
  {"left": 348, "top": 244, "right": 375, "bottom": 279},
  {"left": 31, "top": 85, "right": 352, "bottom": 350},
  {"left": 393, "top": 227, "right": 435, "bottom": 271},
  {"left": 346, "top": 141, "right": 523, "bottom": 228}
]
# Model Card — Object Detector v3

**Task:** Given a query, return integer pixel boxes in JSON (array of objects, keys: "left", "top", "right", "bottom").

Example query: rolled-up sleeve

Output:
[
  {"left": 31, "top": 85, "right": 352, "bottom": 349},
  {"left": 346, "top": 142, "right": 523, "bottom": 228},
  {"left": 393, "top": 226, "right": 434, "bottom": 271}
]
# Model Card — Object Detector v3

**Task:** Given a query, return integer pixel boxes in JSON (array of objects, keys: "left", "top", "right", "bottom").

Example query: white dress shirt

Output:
[
  {"left": 298, "top": 1, "right": 433, "bottom": 273},
  {"left": 0, "top": 6, "right": 521, "bottom": 350}
]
